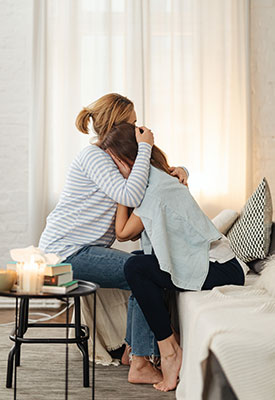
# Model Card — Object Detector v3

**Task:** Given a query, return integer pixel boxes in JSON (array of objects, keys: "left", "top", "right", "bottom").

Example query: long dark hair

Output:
[{"left": 99, "top": 123, "right": 171, "bottom": 174}]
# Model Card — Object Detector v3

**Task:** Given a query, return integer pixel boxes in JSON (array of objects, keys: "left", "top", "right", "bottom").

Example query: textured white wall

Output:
[
  {"left": 0, "top": 0, "right": 32, "bottom": 268},
  {"left": 251, "top": 0, "right": 275, "bottom": 219}
]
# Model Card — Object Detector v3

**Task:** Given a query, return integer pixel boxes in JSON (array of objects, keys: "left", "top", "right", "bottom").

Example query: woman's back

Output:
[
  {"left": 134, "top": 166, "right": 222, "bottom": 290},
  {"left": 39, "top": 145, "right": 117, "bottom": 259}
]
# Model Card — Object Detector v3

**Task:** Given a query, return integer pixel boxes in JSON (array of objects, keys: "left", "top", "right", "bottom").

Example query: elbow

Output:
[
  {"left": 116, "top": 234, "right": 128, "bottom": 242},
  {"left": 115, "top": 228, "right": 130, "bottom": 242},
  {"left": 124, "top": 193, "right": 143, "bottom": 208},
  {"left": 124, "top": 199, "right": 140, "bottom": 208}
]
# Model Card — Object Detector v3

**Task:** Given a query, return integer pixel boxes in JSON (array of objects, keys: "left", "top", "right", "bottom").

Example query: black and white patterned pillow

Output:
[{"left": 227, "top": 178, "right": 273, "bottom": 263}]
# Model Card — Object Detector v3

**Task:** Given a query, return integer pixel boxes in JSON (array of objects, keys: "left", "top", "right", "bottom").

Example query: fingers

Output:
[
  {"left": 135, "top": 126, "right": 141, "bottom": 136},
  {"left": 169, "top": 167, "right": 189, "bottom": 186},
  {"left": 136, "top": 126, "right": 152, "bottom": 135},
  {"left": 139, "top": 126, "right": 151, "bottom": 132},
  {"left": 135, "top": 126, "right": 154, "bottom": 146},
  {"left": 180, "top": 178, "right": 188, "bottom": 186}
]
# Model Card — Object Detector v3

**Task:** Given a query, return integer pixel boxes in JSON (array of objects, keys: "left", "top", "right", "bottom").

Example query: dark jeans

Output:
[{"left": 124, "top": 255, "right": 245, "bottom": 341}]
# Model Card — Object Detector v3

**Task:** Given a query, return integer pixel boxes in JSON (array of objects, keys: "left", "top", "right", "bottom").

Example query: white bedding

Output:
[{"left": 176, "top": 272, "right": 275, "bottom": 400}]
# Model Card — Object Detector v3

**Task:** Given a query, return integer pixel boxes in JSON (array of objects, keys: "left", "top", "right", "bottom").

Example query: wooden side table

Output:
[{"left": 0, "top": 280, "right": 98, "bottom": 400}]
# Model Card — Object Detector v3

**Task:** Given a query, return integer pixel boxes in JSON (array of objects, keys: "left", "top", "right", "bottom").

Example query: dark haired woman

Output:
[{"left": 100, "top": 122, "right": 245, "bottom": 392}]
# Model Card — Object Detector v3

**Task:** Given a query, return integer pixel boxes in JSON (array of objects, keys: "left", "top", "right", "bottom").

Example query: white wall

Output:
[
  {"left": 251, "top": 0, "right": 275, "bottom": 219},
  {"left": 0, "top": 1, "right": 274, "bottom": 269},
  {"left": 0, "top": 0, "right": 32, "bottom": 267}
]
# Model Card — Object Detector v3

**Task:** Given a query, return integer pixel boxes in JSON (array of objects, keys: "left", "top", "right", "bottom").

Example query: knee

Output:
[
  {"left": 124, "top": 256, "right": 141, "bottom": 283},
  {"left": 238, "top": 271, "right": 245, "bottom": 286}
]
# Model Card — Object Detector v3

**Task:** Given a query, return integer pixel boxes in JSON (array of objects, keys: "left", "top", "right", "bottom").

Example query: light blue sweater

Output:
[{"left": 134, "top": 166, "right": 222, "bottom": 290}]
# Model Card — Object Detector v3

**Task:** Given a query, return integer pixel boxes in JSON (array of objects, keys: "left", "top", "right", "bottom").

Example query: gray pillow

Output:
[
  {"left": 248, "top": 223, "right": 275, "bottom": 273},
  {"left": 227, "top": 178, "right": 273, "bottom": 263}
]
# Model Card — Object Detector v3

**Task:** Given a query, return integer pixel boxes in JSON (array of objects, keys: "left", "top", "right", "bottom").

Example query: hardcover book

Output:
[
  {"left": 44, "top": 271, "right": 73, "bottom": 286},
  {"left": 42, "top": 280, "right": 78, "bottom": 294}
]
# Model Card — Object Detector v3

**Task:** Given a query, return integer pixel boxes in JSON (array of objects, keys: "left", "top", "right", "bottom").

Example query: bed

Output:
[{"left": 176, "top": 223, "right": 275, "bottom": 400}]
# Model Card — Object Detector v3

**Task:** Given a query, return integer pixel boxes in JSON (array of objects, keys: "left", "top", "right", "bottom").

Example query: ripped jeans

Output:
[{"left": 65, "top": 245, "right": 159, "bottom": 357}]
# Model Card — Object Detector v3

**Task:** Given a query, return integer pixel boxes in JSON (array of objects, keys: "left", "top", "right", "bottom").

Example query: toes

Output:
[
  {"left": 153, "top": 382, "right": 166, "bottom": 392},
  {"left": 153, "top": 381, "right": 176, "bottom": 392},
  {"left": 153, "top": 383, "right": 160, "bottom": 390}
]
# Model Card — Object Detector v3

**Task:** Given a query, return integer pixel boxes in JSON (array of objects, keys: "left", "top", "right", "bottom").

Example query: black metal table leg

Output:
[
  {"left": 23, "top": 298, "right": 29, "bottom": 333},
  {"left": 15, "top": 298, "right": 28, "bottom": 367},
  {"left": 14, "top": 297, "right": 18, "bottom": 400},
  {"left": 92, "top": 292, "right": 96, "bottom": 400},
  {"left": 6, "top": 344, "right": 16, "bottom": 388},
  {"left": 7, "top": 298, "right": 29, "bottom": 388},
  {"left": 75, "top": 296, "right": 89, "bottom": 387},
  {"left": 65, "top": 297, "right": 69, "bottom": 400}
]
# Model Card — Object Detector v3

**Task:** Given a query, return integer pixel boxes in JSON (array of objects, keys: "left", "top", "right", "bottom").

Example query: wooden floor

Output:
[{"left": 0, "top": 307, "right": 176, "bottom": 400}]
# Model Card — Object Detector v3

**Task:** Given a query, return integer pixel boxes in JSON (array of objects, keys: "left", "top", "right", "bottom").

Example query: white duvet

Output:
[{"left": 176, "top": 273, "right": 275, "bottom": 400}]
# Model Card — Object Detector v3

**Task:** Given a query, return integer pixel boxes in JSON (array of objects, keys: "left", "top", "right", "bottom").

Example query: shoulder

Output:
[
  {"left": 141, "top": 167, "right": 191, "bottom": 211},
  {"left": 77, "top": 144, "right": 110, "bottom": 164},
  {"left": 147, "top": 166, "right": 179, "bottom": 193},
  {"left": 79, "top": 144, "right": 106, "bottom": 157}
]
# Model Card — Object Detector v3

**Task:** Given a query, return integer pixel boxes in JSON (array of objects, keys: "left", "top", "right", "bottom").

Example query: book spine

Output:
[
  {"left": 42, "top": 286, "right": 66, "bottom": 294},
  {"left": 44, "top": 276, "right": 59, "bottom": 285}
]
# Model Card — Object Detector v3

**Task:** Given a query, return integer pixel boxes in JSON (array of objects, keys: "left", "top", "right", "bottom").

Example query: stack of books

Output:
[
  {"left": 41, "top": 263, "right": 78, "bottom": 293},
  {"left": 7, "top": 262, "right": 78, "bottom": 294}
]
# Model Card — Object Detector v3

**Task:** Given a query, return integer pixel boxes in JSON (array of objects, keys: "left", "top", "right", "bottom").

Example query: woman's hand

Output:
[
  {"left": 135, "top": 126, "right": 154, "bottom": 147},
  {"left": 106, "top": 149, "right": 131, "bottom": 179},
  {"left": 169, "top": 167, "right": 188, "bottom": 186}
]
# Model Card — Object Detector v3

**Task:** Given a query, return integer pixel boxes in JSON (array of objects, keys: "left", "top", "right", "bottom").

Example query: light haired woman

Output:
[{"left": 39, "top": 93, "right": 188, "bottom": 383}]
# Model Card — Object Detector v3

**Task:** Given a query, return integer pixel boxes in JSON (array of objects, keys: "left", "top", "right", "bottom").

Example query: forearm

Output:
[
  {"left": 115, "top": 204, "right": 144, "bottom": 242},
  {"left": 115, "top": 205, "right": 130, "bottom": 240},
  {"left": 121, "top": 142, "right": 152, "bottom": 206},
  {"left": 83, "top": 143, "right": 152, "bottom": 208}
]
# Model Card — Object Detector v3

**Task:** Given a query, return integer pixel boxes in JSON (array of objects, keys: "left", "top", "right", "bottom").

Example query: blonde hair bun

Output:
[{"left": 75, "top": 93, "right": 134, "bottom": 140}]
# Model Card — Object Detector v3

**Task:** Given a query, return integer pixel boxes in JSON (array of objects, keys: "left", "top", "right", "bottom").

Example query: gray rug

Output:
[{"left": 0, "top": 326, "right": 176, "bottom": 400}]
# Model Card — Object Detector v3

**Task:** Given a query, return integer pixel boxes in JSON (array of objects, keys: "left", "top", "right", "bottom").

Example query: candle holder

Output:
[{"left": 16, "top": 258, "right": 45, "bottom": 294}]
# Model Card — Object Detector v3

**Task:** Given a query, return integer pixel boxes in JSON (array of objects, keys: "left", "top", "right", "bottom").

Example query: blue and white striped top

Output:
[{"left": 39, "top": 142, "right": 152, "bottom": 260}]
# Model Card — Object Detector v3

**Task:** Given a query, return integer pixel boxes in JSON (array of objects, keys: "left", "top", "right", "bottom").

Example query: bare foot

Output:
[
  {"left": 121, "top": 344, "right": 131, "bottom": 366},
  {"left": 172, "top": 328, "right": 180, "bottom": 346},
  {"left": 128, "top": 357, "right": 163, "bottom": 384},
  {"left": 153, "top": 345, "right": 182, "bottom": 392}
]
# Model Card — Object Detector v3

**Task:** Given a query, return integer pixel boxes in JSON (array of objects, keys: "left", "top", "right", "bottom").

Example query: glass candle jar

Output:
[{"left": 16, "top": 257, "right": 45, "bottom": 294}]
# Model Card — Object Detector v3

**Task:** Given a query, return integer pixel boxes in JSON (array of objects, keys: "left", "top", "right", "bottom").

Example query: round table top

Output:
[{"left": 0, "top": 280, "right": 98, "bottom": 299}]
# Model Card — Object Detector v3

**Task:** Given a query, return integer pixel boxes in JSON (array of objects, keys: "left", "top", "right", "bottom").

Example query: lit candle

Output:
[{"left": 16, "top": 256, "right": 45, "bottom": 293}]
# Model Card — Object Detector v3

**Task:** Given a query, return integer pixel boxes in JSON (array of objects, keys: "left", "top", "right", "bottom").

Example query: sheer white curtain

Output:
[{"left": 29, "top": 0, "right": 250, "bottom": 245}]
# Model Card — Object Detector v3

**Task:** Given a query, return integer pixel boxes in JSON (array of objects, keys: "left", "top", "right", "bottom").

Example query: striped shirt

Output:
[{"left": 39, "top": 142, "right": 152, "bottom": 260}]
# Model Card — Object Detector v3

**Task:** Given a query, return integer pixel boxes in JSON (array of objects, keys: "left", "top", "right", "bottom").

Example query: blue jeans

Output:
[
  {"left": 126, "top": 294, "right": 160, "bottom": 356},
  {"left": 65, "top": 245, "right": 159, "bottom": 357}
]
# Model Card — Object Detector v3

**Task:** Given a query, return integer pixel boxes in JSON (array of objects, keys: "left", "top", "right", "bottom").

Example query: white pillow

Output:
[{"left": 212, "top": 209, "right": 239, "bottom": 235}]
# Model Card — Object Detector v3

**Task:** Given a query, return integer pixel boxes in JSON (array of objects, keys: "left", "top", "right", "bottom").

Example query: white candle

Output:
[{"left": 16, "top": 256, "right": 45, "bottom": 293}]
